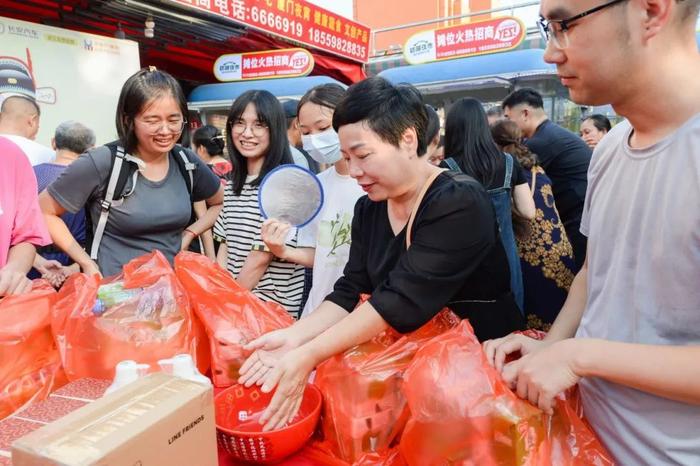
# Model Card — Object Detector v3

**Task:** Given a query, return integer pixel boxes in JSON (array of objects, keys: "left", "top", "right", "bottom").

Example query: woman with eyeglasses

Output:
[
  {"left": 215, "top": 90, "right": 305, "bottom": 319},
  {"left": 39, "top": 68, "right": 224, "bottom": 277}
]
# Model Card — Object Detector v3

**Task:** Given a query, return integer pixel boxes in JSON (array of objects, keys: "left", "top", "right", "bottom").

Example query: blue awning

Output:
[
  {"left": 377, "top": 49, "right": 557, "bottom": 94},
  {"left": 188, "top": 75, "right": 347, "bottom": 109}
]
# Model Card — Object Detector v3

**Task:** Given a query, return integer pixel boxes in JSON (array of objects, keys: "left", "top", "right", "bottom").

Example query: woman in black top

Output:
[
  {"left": 442, "top": 98, "right": 535, "bottom": 312},
  {"left": 237, "top": 77, "right": 524, "bottom": 431},
  {"left": 326, "top": 172, "right": 522, "bottom": 334}
]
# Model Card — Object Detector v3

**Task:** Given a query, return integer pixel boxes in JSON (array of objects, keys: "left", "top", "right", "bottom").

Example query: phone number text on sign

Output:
[
  {"left": 169, "top": 0, "right": 370, "bottom": 62},
  {"left": 249, "top": 6, "right": 303, "bottom": 37},
  {"left": 246, "top": 6, "right": 368, "bottom": 61}
]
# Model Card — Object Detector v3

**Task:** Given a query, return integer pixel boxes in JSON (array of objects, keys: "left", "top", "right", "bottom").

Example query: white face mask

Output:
[{"left": 302, "top": 128, "right": 341, "bottom": 164}]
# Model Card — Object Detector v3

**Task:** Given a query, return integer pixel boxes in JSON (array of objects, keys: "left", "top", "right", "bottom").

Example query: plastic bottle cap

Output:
[
  {"left": 105, "top": 360, "right": 151, "bottom": 396},
  {"left": 171, "top": 354, "right": 196, "bottom": 377},
  {"left": 158, "top": 354, "right": 211, "bottom": 386}
]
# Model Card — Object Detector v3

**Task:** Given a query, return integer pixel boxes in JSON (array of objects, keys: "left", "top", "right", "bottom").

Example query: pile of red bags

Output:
[
  {"left": 0, "top": 281, "right": 66, "bottom": 419},
  {"left": 1, "top": 248, "right": 616, "bottom": 466},
  {"left": 315, "top": 308, "right": 460, "bottom": 463},
  {"left": 174, "top": 252, "right": 294, "bottom": 387},
  {"left": 2, "top": 250, "right": 294, "bottom": 421},
  {"left": 399, "top": 320, "right": 613, "bottom": 465},
  {"left": 51, "top": 251, "right": 208, "bottom": 381},
  {"left": 311, "top": 312, "right": 612, "bottom": 465}
]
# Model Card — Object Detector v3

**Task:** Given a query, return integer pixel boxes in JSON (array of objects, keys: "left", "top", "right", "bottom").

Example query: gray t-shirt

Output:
[
  {"left": 578, "top": 114, "right": 700, "bottom": 465},
  {"left": 48, "top": 145, "right": 220, "bottom": 276}
]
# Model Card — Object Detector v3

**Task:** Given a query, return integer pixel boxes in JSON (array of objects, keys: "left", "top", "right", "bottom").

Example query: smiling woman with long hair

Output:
[{"left": 214, "top": 90, "right": 305, "bottom": 318}]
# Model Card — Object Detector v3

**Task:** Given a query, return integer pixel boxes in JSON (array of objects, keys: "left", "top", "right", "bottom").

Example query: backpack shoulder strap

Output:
[
  {"left": 90, "top": 145, "right": 129, "bottom": 260},
  {"left": 109, "top": 148, "right": 135, "bottom": 202},
  {"left": 502, "top": 153, "right": 513, "bottom": 189},
  {"left": 444, "top": 157, "right": 462, "bottom": 172},
  {"left": 172, "top": 145, "right": 195, "bottom": 197}
]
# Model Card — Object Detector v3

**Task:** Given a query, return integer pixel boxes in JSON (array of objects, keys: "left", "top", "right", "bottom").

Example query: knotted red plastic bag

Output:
[
  {"left": 399, "top": 320, "right": 613, "bottom": 465},
  {"left": 315, "top": 307, "right": 460, "bottom": 463},
  {"left": 174, "top": 252, "right": 294, "bottom": 387},
  {"left": 0, "top": 280, "right": 67, "bottom": 419},
  {"left": 51, "top": 251, "right": 207, "bottom": 381}
]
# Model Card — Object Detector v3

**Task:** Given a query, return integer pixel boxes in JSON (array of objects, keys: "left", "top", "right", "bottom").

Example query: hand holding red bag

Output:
[
  {"left": 174, "top": 252, "right": 294, "bottom": 387},
  {"left": 399, "top": 321, "right": 614, "bottom": 466}
]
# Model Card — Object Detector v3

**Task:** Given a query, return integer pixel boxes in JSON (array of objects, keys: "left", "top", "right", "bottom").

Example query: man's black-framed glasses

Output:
[{"left": 537, "top": 0, "right": 628, "bottom": 49}]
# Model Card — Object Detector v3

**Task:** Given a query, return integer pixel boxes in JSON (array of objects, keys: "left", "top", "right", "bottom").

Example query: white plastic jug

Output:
[
  {"left": 105, "top": 360, "right": 150, "bottom": 396},
  {"left": 158, "top": 354, "right": 211, "bottom": 386}
]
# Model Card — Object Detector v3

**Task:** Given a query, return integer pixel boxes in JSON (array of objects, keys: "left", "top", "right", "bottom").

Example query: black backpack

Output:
[{"left": 86, "top": 142, "right": 196, "bottom": 260}]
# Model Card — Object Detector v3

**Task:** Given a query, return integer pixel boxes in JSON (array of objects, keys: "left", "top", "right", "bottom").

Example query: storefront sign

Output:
[
  {"left": 404, "top": 16, "right": 525, "bottom": 65},
  {"left": 0, "top": 16, "right": 139, "bottom": 147},
  {"left": 213, "top": 47, "right": 313, "bottom": 81},
  {"left": 169, "top": 0, "right": 370, "bottom": 63}
]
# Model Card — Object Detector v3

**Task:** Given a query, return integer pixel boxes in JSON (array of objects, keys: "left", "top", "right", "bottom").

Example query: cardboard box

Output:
[
  {"left": 0, "top": 378, "right": 110, "bottom": 464},
  {"left": 12, "top": 374, "right": 217, "bottom": 466}
]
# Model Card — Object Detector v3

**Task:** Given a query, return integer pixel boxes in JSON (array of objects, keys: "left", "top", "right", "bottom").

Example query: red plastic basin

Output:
[{"left": 215, "top": 383, "right": 322, "bottom": 464}]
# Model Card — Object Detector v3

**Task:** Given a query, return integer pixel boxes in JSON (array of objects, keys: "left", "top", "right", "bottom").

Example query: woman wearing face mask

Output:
[
  {"left": 215, "top": 90, "right": 305, "bottom": 319},
  {"left": 261, "top": 84, "right": 365, "bottom": 318}
]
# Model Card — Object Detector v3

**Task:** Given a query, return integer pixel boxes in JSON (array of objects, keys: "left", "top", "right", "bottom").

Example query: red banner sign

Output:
[
  {"left": 213, "top": 48, "right": 313, "bottom": 81},
  {"left": 168, "top": 0, "right": 370, "bottom": 63},
  {"left": 404, "top": 16, "right": 526, "bottom": 65}
]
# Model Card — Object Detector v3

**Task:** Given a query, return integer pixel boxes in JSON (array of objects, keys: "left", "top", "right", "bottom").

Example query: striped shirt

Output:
[{"left": 215, "top": 176, "right": 305, "bottom": 318}]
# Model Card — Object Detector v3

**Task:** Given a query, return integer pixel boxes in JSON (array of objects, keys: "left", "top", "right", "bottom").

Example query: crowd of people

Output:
[
  {"left": 0, "top": 70, "right": 597, "bottom": 323},
  {"left": 1, "top": 0, "right": 699, "bottom": 462}
]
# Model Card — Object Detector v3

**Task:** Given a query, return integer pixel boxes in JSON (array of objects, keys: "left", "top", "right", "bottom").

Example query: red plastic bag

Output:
[
  {"left": 174, "top": 252, "right": 294, "bottom": 387},
  {"left": 0, "top": 280, "right": 67, "bottom": 419},
  {"left": 355, "top": 447, "right": 407, "bottom": 466},
  {"left": 315, "top": 308, "right": 460, "bottom": 463},
  {"left": 399, "top": 320, "right": 613, "bottom": 465},
  {"left": 51, "top": 251, "right": 207, "bottom": 381},
  {"left": 277, "top": 439, "right": 350, "bottom": 466},
  {"left": 282, "top": 439, "right": 406, "bottom": 466}
]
